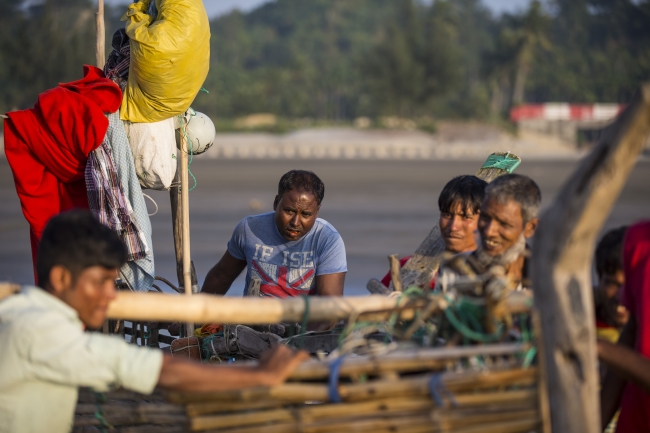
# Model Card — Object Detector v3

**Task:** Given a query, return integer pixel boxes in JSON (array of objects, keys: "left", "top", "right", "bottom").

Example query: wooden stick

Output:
[
  {"left": 178, "top": 116, "right": 194, "bottom": 337},
  {"left": 104, "top": 291, "right": 531, "bottom": 324},
  {"left": 388, "top": 254, "right": 403, "bottom": 292},
  {"left": 366, "top": 278, "right": 391, "bottom": 295},
  {"left": 396, "top": 152, "right": 520, "bottom": 290},
  {"left": 532, "top": 84, "right": 650, "bottom": 433},
  {"left": 532, "top": 310, "right": 551, "bottom": 433},
  {"left": 95, "top": 0, "right": 105, "bottom": 69}
]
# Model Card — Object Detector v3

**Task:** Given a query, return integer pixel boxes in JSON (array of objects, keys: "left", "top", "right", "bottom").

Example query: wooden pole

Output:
[
  {"left": 179, "top": 118, "right": 194, "bottom": 337},
  {"left": 95, "top": 0, "right": 105, "bottom": 69},
  {"left": 103, "top": 291, "right": 531, "bottom": 324},
  {"left": 532, "top": 84, "right": 650, "bottom": 433},
  {"left": 388, "top": 254, "right": 403, "bottom": 292}
]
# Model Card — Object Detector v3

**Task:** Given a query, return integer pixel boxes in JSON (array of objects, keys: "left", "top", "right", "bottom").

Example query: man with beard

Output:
[
  {"left": 436, "top": 174, "right": 541, "bottom": 293},
  {"left": 201, "top": 170, "right": 346, "bottom": 298}
]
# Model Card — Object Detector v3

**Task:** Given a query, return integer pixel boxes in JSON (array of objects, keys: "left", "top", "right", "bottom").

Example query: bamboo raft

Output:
[{"left": 73, "top": 344, "right": 543, "bottom": 433}]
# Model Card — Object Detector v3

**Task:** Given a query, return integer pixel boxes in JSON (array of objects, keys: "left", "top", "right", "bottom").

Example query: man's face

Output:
[
  {"left": 478, "top": 198, "right": 538, "bottom": 257},
  {"left": 439, "top": 202, "right": 480, "bottom": 254},
  {"left": 273, "top": 188, "right": 320, "bottom": 241},
  {"left": 599, "top": 270, "right": 625, "bottom": 300},
  {"left": 49, "top": 265, "right": 118, "bottom": 329}
]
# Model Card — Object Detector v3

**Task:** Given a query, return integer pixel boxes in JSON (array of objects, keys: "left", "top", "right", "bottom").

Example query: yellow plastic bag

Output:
[{"left": 120, "top": 0, "right": 210, "bottom": 123}]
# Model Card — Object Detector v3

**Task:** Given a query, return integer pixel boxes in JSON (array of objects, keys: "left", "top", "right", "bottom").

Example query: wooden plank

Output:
[
  {"left": 396, "top": 152, "right": 520, "bottom": 290},
  {"left": 532, "top": 84, "right": 650, "bottom": 433}
]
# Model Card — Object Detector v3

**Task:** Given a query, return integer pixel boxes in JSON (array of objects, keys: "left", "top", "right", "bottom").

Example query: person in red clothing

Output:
[
  {"left": 594, "top": 227, "right": 629, "bottom": 345},
  {"left": 600, "top": 221, "right": 650, "bottom": 432},
  {"left": 380, "top": 175, "right": 488, "bottom": 289}
]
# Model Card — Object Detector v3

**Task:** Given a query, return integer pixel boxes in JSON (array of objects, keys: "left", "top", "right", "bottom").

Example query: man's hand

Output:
[
  {"left": 158, "top": 345, "right": 309, "bottom": 392},
  {"left": 258, "top": 345, "right": 311, "bottom": 386}
]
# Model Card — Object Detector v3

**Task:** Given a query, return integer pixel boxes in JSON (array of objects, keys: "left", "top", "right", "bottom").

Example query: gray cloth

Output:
[{"left": 105, "top": 111, "right": 155, "bottom": 292}]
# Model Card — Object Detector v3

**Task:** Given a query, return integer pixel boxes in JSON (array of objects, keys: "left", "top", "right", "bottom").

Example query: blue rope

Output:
[
  {"left": 428, "top": 374, "right": 457, "bottom": 407},
  {"left": 328, "top": 357, "right": 345, "bottom": 403}
]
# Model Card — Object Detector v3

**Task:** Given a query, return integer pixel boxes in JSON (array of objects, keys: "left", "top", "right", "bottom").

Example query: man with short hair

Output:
[
  {"left": 594, "top": 226, "right": 630, "bottom": 338},
  {"left": 380, "top": 175, "right": 487, "bottom": 289},
  {"left": 0, "top": 211, "right": 308, "bottom": 433},
  {"left": 437, "top": 174, "right": 541, "bottom": 292},
  {"left": 202, "top": 170, "right": 347, "bottom": 298}
]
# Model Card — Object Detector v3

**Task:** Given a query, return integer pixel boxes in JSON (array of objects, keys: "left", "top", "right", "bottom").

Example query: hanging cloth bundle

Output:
[
  {"left": 119, "top": 0, "right": 211, "bottom": 123},
  {"left": 85, "top": 140, "right": 149, "bottom": 262}
]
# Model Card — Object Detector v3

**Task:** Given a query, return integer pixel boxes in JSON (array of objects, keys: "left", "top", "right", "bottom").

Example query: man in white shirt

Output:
[{"left": 0, "top": 211, "right": 307, "bottom": 433}]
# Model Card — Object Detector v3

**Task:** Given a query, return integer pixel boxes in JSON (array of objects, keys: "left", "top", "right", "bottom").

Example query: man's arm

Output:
[
  {"left": 158, "top": 345, "right": 309, "bottom": 392},
  {"left": 315, "top": 272, "right": 345, "bottom": 296},
  {"left": 600, "top": 318, "right": 637, "bottom": 429},
  {"left": 598, "top": 338, "right": 650, "bottom": 393},
  {"left": 201, "top": 251, "right": 247, "bottom": 296}
]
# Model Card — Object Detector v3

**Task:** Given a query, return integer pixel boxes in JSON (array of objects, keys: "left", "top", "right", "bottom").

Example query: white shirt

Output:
[{"left": 0, "top": 286, "right": 163, "bottom": 433}]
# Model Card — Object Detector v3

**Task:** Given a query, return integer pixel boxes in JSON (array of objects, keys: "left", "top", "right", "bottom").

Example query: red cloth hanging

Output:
[{"left": 3, "top": 65, "right": 122, "bottom": 282}]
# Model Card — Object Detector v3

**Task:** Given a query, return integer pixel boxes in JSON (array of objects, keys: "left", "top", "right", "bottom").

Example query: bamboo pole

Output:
[
  {"left": 190, "top": 391, "right": 538, "bottom": 431},
  {"left": 104, "top": 291, "right": 531, "bottom": 324},
  {"left": 166, "top": 368, "right": 537, "bottom": 405},
  {"left": 95, "top": 0, "right": 105, "bottom": 69},
  {"left": 179, "top": 117, "right": 194, "bottom": 337}
]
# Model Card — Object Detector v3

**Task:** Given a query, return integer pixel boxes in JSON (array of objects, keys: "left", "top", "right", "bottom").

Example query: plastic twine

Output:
[
  {"left": 428, "top": 373, "right": 457, "bottom": 407},
  {"left": 481, "top": 152, "right": 521, "bottom": 173},
  {"left": 328, "top": 356, "right": 345, "bottom": 403}
]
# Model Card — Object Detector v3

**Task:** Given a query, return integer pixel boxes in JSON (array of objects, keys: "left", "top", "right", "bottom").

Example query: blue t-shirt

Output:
[{"left": 227, "top": 212, "right": 347, "bottom": 298}]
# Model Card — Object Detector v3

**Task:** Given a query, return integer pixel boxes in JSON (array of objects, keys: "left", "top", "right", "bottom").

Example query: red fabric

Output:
[
  {"left": 380, "top": 256, "right": 437, "bottom": 290},
  {"left": 3, "top": 65, "right": 122, "bottom": 280},
  {"left": 616, "top": 221, "right": 650, "bottom": 433}
]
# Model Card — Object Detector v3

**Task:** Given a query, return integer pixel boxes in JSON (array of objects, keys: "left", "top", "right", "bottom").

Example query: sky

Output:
[{"left": 104, "top": 0, "right": 536, "bottom": 19}]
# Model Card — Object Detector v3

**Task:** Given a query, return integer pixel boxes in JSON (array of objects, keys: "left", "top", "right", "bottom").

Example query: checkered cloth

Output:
[
  {"left": 86, "top": 140, "right": 149, "bottom": 262},
  {"left": 105, "top": 111, "right": 155, "bottom": 292},
  {"left": 104, "top": 29, "right": 130, "bottom": 90}
]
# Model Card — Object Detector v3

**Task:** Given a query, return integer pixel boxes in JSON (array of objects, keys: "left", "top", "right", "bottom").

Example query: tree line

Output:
[{"left": 1, "top": 0, "right": 649, "bottom": 125}]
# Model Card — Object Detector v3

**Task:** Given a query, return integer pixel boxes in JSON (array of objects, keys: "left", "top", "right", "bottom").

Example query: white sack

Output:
[{"left": 123, "top": 117, "right": 176, "bottom": 190}]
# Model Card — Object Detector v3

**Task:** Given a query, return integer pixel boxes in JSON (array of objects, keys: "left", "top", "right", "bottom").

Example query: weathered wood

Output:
[
  {"left": 532, "top": 310, "right": 551, "bottom": 433},
  {"left": 105, "top": 291, "right": 532, "bottom": 324},
  {"left": 395, "top": 152, "right": 520, "bottom": 290},
  {"left": 388, "top": 254, "right": 403, "bottom": 292},
  {"left": 532, "top": 84, "right": 650, "bottom": 433},
  {"left": 95, "top": 0, "right": 105, "bottom": 69},
  {"left": 366, "top": 278, "right": 391, "bottom": 295}
]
